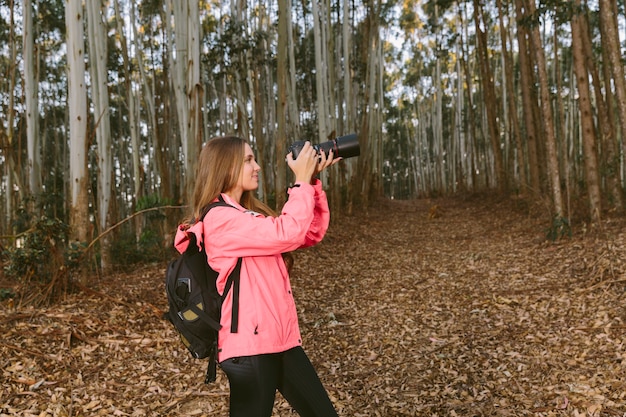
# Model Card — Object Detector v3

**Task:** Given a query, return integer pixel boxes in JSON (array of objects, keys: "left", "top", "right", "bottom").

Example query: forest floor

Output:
[{"left": 1, "top": 194, "right": 626, "bottom": 417}]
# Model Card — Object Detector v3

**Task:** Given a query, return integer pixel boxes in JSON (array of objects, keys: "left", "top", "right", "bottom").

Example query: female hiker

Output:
[{"left": 174, "top": 136, "right": 340, "bottom": 417}]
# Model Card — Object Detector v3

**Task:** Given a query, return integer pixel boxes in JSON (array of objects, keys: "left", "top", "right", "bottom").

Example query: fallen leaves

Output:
[{"left": 2, "top": 196, "right": 626, "bottom": 416}]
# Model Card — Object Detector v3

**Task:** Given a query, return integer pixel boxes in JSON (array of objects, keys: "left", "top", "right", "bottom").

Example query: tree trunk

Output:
[
  {"left": 515, "top": 0, "right": 541, "bottom": 194},
  {"left": 599, "top": 0, "right": 626, "bottom": 203},
  {"left": 66, "top": 0, "right": 90, "bottom": 246},
  {"left": 526, "top": 0, "right": 564, "bottom": 218},
  {"left": 457, "top": 4, "right": 477, "bottom": 192},
  {"left": 595, "top": 9, "right": 623, "bottom": 210},
  {"left": 187, "top": 0, "right": 202, "bottom": 202},
  {"left": 87, "top": 0, "right": 114, "bottom": 270},
  {"left": 276, "top": 0, "right": 289, "bottom": 208},
  {"left": 168, "top": 0, "right": 190, "bottom": 198},
  {"left": 497, "top": 0, "right": 524, "bottom": 191},
  {"left": 571, "top": 0, "right": 601, "bottom": 221},
  {"left": 23, "top": 0, "right": 41, "bottom": 202},
  {"left": 473, "top": 0, "right": 505, "bottom": 192},
  {"left": 312, "top": 0, "right": 329, "bottom": 143},
  {"left": 114, "top": 0, "right": 145, "bottom": 245}
]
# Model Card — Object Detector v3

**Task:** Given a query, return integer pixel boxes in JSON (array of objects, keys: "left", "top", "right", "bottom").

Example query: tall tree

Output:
[
  {"left": 496, "top": 0, "right": 524, "bottom": 190},
  {"left": 312, "top": 0, "right": 331, "bottom": 143},
  {"left": 66, "top": 0, "right": 90, "bottom": 244},
  {"left": 526, "top": 0, "right": 564, "bottom": 218},
  {"left": 599, "top": 0, "right": 626, "bottom": 190},
  {"left": 570, "top": 0, "right": 601, "bottom": 221},
  {"left": 473, "top": 0, "right": 504, "bottom": 190},
  {"left": 167, "top": 0, "right": 190, "bottom": 200},
  {"left": 86, "top": 0, "right": 114, "bottom": 267},
  {"left": 355, "top": 0, "right": 384, "bottom": 205},
  {"left": 24, "top": 0, "right": 41, "bottom": 201},
  {"left": 276, "top": 0, "right": 290, "bottom": 208},
  {"left": 594, "top": 3, "right": 623, "bottom": 210},
  {"left": 515, "top": 0, "right": 542, "bottom": 194},
  {"left": 186, "top": 0, "right": 202, "bottom": 202}
]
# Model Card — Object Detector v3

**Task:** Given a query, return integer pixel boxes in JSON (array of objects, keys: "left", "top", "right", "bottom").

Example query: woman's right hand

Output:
[{"left": 286, "top": 142, "right": 319, "bottom": 183}]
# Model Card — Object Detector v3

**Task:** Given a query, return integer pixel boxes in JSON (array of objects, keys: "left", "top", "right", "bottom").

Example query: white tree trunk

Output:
[
  {"left": 87, "top": 0, "right": 113, "bottom": 269},
  {"left": 115, "top": 0, "right": 142, "bottom": 204},
  {"left": 187, "top": 0, "right": 202, "bottom": 199},
  {"left": 66, "top": 0, "right": 90, "bottom": 243},
  {"left": 168, "top": 0, "right": 189, "bottom": 191},
  {"left": 23, "top": 0, "right": 41, "bottom": 198},
  {"left": 312, "top": 0, "right": 328, "bottom": 143},
  {"left": 342, "top": 0, "right": 354, "bottom": 132}
]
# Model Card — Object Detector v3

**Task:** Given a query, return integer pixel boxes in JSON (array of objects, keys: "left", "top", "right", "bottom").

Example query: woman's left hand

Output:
[{"left": 313, "top": 149, "right": 341, "bottom": 178}]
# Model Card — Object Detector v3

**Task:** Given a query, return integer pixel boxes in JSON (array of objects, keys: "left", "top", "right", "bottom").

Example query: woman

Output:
[{"left": 174, "top": 136, "right": 340, "bottom": 417}]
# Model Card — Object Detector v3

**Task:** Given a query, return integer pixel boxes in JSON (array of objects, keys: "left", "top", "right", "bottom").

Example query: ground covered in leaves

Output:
[{"left": 2, "top": 195, "right": 626, "bottom": 417}]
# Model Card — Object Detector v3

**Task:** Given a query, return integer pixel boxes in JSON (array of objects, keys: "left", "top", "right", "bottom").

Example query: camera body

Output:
[{"left": 288, "top": 133, "right": 360, "bottom": 160}]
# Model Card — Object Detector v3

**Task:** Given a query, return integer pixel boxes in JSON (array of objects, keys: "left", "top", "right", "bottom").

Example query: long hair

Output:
[{"left": 187, "top": 136, "right": 293, "bottom": 269}]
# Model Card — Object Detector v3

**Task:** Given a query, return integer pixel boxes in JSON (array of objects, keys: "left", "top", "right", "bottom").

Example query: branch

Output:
[{"left": 85, "top": 205, "right": 187, "bottom": 252}]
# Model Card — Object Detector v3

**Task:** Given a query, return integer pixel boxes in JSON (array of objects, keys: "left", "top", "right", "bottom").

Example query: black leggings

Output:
[{"left": 219, "top": 346, "right": 339, "bottom": 417}]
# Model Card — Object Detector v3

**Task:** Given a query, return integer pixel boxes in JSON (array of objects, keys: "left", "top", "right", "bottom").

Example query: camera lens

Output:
[{"left": 288, "top": 133, "right": 360, "bottom": 160}]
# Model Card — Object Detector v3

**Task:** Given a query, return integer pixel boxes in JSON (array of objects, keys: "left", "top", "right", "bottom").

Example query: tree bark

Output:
[
  {"left": 571, "top": 0, "right": 601, "bottom": 221},
  {"left": 276, "top": 0, "right": 289, "bottom": 208},
  {"left": 473, "top": 0, "right": 505, "bottom": 191},
  {"left": 497, "top": 0, "right": 524, "bottom": 191},
  {"left": 66, "top": 0, "right": 90, "bottom": 245},
  {"left": 526, "top": 0, "right": 564, "bottom": 217},
  {"left": 87, "top": 0, "right": 114, "bottom": 269},
  {"left": 594, "top": 7, "right": 623, "bottom": 210},
  {"left": 599, "top": 0, "right": 626, "bottom": 204},
  {"left": 514, "top": 0, "right": 541, "bottom": 194},
  {"left": 23, "top": 0, "right": 41, "bottom": 201}
]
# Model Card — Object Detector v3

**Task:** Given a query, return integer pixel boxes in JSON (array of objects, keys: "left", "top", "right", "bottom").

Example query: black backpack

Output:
[{"left": 164, "top": 197, "right": 241, "bottom": 383}]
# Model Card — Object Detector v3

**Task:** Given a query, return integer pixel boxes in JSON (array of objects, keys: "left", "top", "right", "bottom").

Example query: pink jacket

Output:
[{"left": 174, "top": 180, "right": 329, "bottom": 362}]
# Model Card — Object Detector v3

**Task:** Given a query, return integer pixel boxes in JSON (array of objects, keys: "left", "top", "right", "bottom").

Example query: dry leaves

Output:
[{"left": 2, "top": 196, "right": 626, "bottom": 416}]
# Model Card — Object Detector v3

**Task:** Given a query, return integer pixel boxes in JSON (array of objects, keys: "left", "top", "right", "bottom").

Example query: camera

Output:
[{"left": 288, "top": 133, "right": 360, "bottom": 160}]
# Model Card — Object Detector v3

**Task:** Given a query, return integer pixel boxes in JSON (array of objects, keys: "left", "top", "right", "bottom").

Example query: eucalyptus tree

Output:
[
  {"left": 354, "top": 0, "right": 385, "bottom": 206},
  {"left": 496, "top": 0, "right": 524, "bottom": 191},
  {"left": 525, "top": 0, "right": 564, "bottom": 219},
  {"left": 595, "top": 0, "right": 623, "bottom": 210},
  {"left": 66, "top": 0, "right": 90, "bottom": 243},
  {"left": 311, "top": 0, "right": 333, "bottom": 143},
  {"left": 473, "top": 0, "right": 504, "bottom": 191},
  {"left": 24, "top": 0, "right": 42, "bottom": 201},
  {"left": 86, "top": 0, "right": 114, "bottom": 268},
  {"left": 514, "top": 0, "right": 542, "bottom": 194},
  {"left": 599, "top": 0, "right": 626, "bottom": 197},
  {"left": 167, "top": 0, "right": 203, "bottom": 202},
  {"left": 277, "top": 0, "right": 292, "bottom": 208},
  {"left": 113, "top": 0, "right": 142, "bottom": 211},
  {"left": 1, "top": 1, "right": 22, "bottom": 233},
  {"left": 570, "top": 0, "right": 601, "bottom": 221}
]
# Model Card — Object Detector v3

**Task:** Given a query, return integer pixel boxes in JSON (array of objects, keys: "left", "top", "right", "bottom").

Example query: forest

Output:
[
  {"left": 0, "top": 0, "right": 624, "bottom": 278},
  {"left": 1, "top": 0, "right": 626, "bottom": 415}
]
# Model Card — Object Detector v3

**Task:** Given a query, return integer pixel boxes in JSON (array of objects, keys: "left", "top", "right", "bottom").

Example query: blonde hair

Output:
[
  {"left": 188, "top": 135, "right": 293, "bottom": 270},
  {"left": 190, "top": 135, "right": 277, "bottom": 220}
]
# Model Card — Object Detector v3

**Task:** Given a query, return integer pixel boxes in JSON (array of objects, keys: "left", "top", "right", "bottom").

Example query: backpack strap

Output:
[
  {"left": 199, "top": 194, "right": 242, "bottom": 333},
  {"left": 222, "top": 257, "right": 242, "bottom": 333}
]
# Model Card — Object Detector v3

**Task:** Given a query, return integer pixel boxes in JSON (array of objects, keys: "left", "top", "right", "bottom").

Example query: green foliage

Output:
[
  {"left": 137, "top": 193, "right": 172, "bottom": 210},
  {"left": 107, "top": 194, "right": 174, "bottom": 267},
  {"left": 546, "top": 215, "right": 572, "bottom": 241},
  {"left": 0, "top": 288, "right": 15, "bottom": 301},
  {"left": 3, "top": 216, "right": 70, "bottom": 283},
  {"left": 109, "top": 229, "right": 166, "bottom": 267}
]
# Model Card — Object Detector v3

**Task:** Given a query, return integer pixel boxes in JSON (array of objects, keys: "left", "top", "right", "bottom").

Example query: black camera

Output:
[{"left": 288, "top": 133, "right": 360, "bottom": 160}]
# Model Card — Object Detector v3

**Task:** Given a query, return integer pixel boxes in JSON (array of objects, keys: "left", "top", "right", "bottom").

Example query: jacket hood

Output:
[{"left": 173, "top": 220, "right": 204, "bottom": 254}]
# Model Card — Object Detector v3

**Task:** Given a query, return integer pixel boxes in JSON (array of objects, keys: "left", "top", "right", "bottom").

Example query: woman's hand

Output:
[
  {"left": 313, "top": 148, "right": 341, "bottom": 178},
  {"left": 286, "top": 142, "right": 319, "bottom": 183}
]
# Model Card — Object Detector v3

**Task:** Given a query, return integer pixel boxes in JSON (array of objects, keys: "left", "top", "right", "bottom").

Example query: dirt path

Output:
[{"left": 2, "top": 196, "right": 625, "bottom": 416}]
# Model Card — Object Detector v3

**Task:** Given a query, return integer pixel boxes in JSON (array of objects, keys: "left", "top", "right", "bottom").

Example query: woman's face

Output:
[{"left": 236, "top": 143, "right": 261, "bottom": 193}]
